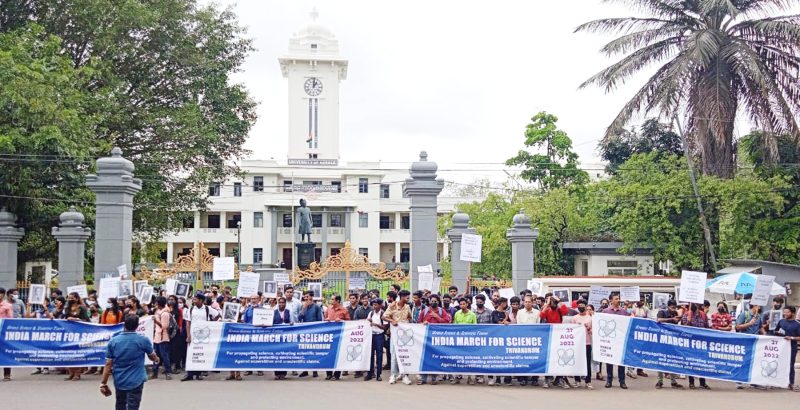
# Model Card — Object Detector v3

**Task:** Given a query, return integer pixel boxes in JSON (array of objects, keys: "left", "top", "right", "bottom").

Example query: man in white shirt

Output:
[
  {"left": 284, "top": 286, "right": 302, "bottom": 324},
  {"left": 365, "top": 298, "right": 387, "bottom": 382},
  {"left": 181, "top": 293, "right": 219, "bottom": 382},
  {"left": 515, "top": 295, "right": 541, "bottom": 324}
]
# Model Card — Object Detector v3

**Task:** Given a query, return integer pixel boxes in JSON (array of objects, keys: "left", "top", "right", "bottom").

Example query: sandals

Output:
[
  {"left": 225, "top": 375, "right": 236, "bottom": 381},
  {"left": 235, "top": 374, "right": 242, "bottom": 381},
  {"left": 416, "top": 380, "right": 426, "bottom": 385}
]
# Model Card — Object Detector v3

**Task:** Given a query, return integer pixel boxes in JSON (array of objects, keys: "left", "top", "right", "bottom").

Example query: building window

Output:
[
  {"left": 282, "top": 213, "right": 292, "bottom": 228},
  {"left": 253, "top": 248, "right": 263, "bottom": 264},
  {"left": 607, "top": 260, "right": 638, "bottom": 276},
  {"left": 380, "top": 184, "right": 390, "bottom": 198},
  {"left": 303, "top": 180, "right": 322, "bottom": 185},
  {"left": 330, "top": 213, "right": 343, "bottom": 228},
  {"left": 358, "top": 248, "right": 368, "bottom": 258},
  {"left": 379, "top": 215, "right": 393, "bottom": 229},
  {"left": 254, "top": 212, "right": 263, "bottom": 228},
  {"left": 358, "top": 213, "right": 368, "bottom": 228},
  {"left": 332, "top": 181, "right": 341, "bottom": 193},
  {"left": 401, "top": 215, "right": 410, "bottom": 229},
  {"left": 233, "top": 182, "right": 242, "bottom": 197},
  {"left": 400, "top": 248, "right": 410, "bottom": 263},
  {"left": 207, "top": 214, "right": 220, "bottom": 229},
  {"left": 308, "top": 153, "right": 318, "bottom": 158},
  {"left": 310, "top": 44, "right": 318, "bottom": 49},
  {"left": 359, "top": 178, "right": 368, "bottom": 193},
  {"left": 253, "top": 176, "right": 264, "bottom": 192},
  {"left": 227, "top": 214, "right": 241, "bottom": 228},
  {"left": 182, "top": 216, "right": 195, "bottom": 229},
  {"left": 283, "top": 180, "right": 293, "bottom": 192},
  {"left": 209, "top": 183, "right": 220, "bottom": 197},
  {"left": 311, "top": 213, "right": 322, "bottom": 228}
]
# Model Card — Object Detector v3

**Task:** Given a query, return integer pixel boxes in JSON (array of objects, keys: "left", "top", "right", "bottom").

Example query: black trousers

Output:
[{"left": 574, "top": 345, "right": 592, "bottom": 383}]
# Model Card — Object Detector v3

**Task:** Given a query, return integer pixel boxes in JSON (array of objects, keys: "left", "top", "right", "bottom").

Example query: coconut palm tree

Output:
[{"left": 577, "top": 0, "right": 800, "bottom": 178}]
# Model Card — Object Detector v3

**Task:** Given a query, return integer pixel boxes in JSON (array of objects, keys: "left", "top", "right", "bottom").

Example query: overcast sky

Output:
[{"left": 211, "top": 0, "right": 786, "bottom": 182}]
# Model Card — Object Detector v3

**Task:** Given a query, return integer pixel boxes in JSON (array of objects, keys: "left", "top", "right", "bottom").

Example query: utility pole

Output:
[{"left": 673, "top": 115, "right": 718, "bottom": 273}]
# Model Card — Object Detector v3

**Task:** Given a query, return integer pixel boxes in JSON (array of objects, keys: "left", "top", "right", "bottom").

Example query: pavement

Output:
[{"left": 3, "top": 369, "right": 797, "bottom": 408}]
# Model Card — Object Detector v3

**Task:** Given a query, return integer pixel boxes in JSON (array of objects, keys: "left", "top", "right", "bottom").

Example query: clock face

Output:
[{"left": 304, "top": 77, "right": 323, "bottom": 96}]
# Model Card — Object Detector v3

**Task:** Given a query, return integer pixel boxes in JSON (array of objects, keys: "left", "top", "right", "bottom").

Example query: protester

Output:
[
  {"left": 541, "top": 295, "right": 573, "bottom": 388},
  {"left": 384, "top": 289, "right": 412, "bottom": 385},
  {"left": 762, "top": 297, "right": 784, "bottom": 335},
  {"left": 627, "top": 300, "right": 650, "bottom": 379},
  {"left": 383, "top": 290, "right": 397, "bottom": 370},
  {"left": 182, "top": 293, "right": 220, "bottom": 382},
  {"left": 101, "top": 315, "right": 160, "bottom": 409},
  {"left": 325, "top": 294, "right": 350, "bottom": 381},
  {"left": 0, "top": 287, "right": 12, "bottom": 381},
  {"left": 681, "top": 303, "right": 710, "bottom": 389},
  {"left": 453, "top": 297, "right": 477, "bottom": 384},
  {"left": 284, "top": 286, "right": 302, "bottom": 323},
  {"left": 8, "top": 288, "right": 24, "bottom": 318},
  {"left": 489, "top": 297, "right": 512, "bottom": 386},
  {"left": 365, "top": 298, "right": 387, "bottom": 382},
  {"left": 711, "top": 301, "right": 732, "bottom": 331},
  {"left": 601, "top": 294, "right": 629, "bottom": 389},
  {"left": 65, "top": 292, "right": 90, "bottom": 381},
  {"left": 270, "top": 296, "right": 292, "bottom": 380},
  {"left": 573, "top": 299, "right": 593, "bottom": 389},
  {"left": 418, "top": 294, "right": 450, "bottom": 385},
  {"left": 775, "top": 306, "right": 800, "bottom": 391},
  {"left": 654, "top": 300, "right": 683, "bottom": 389},
  {"left": 474, "top": 294, "right": 493, "bottom": 324},
  {"left": 298, "top": 290, "right": 322, "bottom": 378},
  {"left": 151, "top": 297, "right": 172, "bottom": 380},
  {"left": 168, "top": 298, "right": 187, "bottom": 374}
]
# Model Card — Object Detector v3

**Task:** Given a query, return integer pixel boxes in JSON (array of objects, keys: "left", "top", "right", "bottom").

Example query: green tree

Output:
[
  {"left": 599, "top": 118, "right": 683, "bottom": 174},
  {"left": 0, "top": 0, "right": 257, "bottom": 248},
  {"left": 506, "top": 112, "right": 589, "bottom": 191},
  {"left": 577, "top": 0, "right": 800, "bottom": 178},
  {"left": 0, "top": 25, "right": 105, "bottom": 262}
]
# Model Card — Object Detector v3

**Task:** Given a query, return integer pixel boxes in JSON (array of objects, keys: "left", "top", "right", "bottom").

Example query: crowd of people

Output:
[{"left": 0, "top": 283, "right": 798, "bottom": 393}]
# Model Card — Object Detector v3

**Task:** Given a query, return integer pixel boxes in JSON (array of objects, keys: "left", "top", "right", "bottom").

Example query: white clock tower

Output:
[{"left": 279, "top": 9, "right": 348, "bottom": 165}]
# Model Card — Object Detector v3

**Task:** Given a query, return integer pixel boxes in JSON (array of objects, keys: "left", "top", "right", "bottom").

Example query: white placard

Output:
[
  {"left": 620, "top": 286, "right": 640, "bottom": 302},
  {"left": 263, "top": 281, "right": 277, "bottom": 298},
  {"left": 432, "top": 277, "right": 442, "bottom": 293},
  {"left": 349, "top": 278, "right": 366, "bottom": 290},
  {"left": 118, "top": 280, "right": 134, "bottom": 298},
  {"left": 499, "top": 287, "right": 516, "bottom": 299},
  {"left": 417, "top": 265, "right": 433, "bottom": 273},
  {"left": 588, "top": 286, "right": 611, "bottom": 307},
  {"left": 552, "top": 288, "right": 571, "bottom": 303},
  {"left": 679, "top": 270, "right": 706, "bottom": 304},
  {"left": 237, "top": 271, "right": 261, "bottom": 298},
  {"left": 28, "top": 284, "right": 46, "bottom": 305},
  {"left": 134, "top": 280, "right": 148, "bottom": 297},
  {"left": 222, "top": 302, "right": 241, "bottom": 322},
  {"left": 309, "top": 283, "right": 322, "bottom": 300},
  {"left": 750, "top": 275, "right": 776, "bottom": 307},
  {"left": 213, "top": 257, "right": 235, "bottom": 281},
  {"left": 652, "top": 292, "right": 671, "bottom": 310},
  {"left": 117, "top": 264, "right": 128, "bottom": 278},
  {"left": 67, "top": 284, "right": 88, "bottom": 299},
  {"left": 273, "top": 273, "right": 290, "bottom": 283},
  {"left": 98, "top": 277, "right": 120, "bottom": 304},
  {"left": 460, "top": 234, "right": 483, "bottom": 263},
  {"left": 252, "top": 308, "right": 275, "bottom": 326},
  {"left": 526, "top": 280, "right": 544, "bottom": 296},
  {"left": 418, "top": 273, "right": 434, "bottom": 291},
  {"left": 138, "top": 286, "right": 154, "bottom": 304},
  {"left": 164, "top": 279, "right": 177, "bottom": 296},
  {"left": 174, "top": 282, "right": 190, "bottom": 299}
]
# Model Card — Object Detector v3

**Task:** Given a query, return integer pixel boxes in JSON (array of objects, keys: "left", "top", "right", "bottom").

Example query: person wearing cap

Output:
[{"left": 365, "top": 298, "right": 387, "bottom": 381}]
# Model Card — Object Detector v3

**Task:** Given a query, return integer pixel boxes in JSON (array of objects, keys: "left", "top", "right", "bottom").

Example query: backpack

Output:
[{"left": 167, "top": 313, "right": 178, "bottom": 339}]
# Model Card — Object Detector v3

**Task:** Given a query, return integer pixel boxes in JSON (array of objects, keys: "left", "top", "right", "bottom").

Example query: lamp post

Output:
[{"left": 236, "top": 220, "right": 242, "bottom": 264}]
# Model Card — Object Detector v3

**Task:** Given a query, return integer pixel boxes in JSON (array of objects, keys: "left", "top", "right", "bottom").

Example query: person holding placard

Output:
[
  {"left": 272, "top": 297, "right": 292, "bottom": 381},
  {"left": 151, "top": 297, "right": 173, "bottom": 381},
  {"left": 680, "top": 303, "right": 710, "bottom": 390},
  {"left": 365, "top": 298, "right": 387, "bottom": 382},
  {"left": 324, "top": 295, "right": 350, "bottom": 381},
  {"left": 418, "top": 294, "right": 451, "bottom": 385},
  {"left": 384, "top": 289, "right": 412, "bottom": 386},
  {"left": 654, "top": 299, "right": 683, "bottom": 389},
  {"left": 601, "top": 294, "right": 630, "bottom": 389},
  {"left": 761, "top": 296, "right": 785, "bottom": 336},
  {"left": 297, "top": 291, "right": 322, "bottom": 379},
  {"left": 573, "top": 299, "right": 593, "bottom": 389},
  {"left": 734, "top": 303, "right": 763, "bottom": 389},
  {"left": 182, "top": 293, "right": 220, "bottom": 382}
]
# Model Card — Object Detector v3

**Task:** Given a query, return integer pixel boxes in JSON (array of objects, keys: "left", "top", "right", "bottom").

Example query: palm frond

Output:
[
  {"left": 700, "top": 0, "right": 743, "bottom": 17},
  {"left": 580, "top": 37, "right": 683, "bottom": 91},
  {"left": 600, "top": 25, "right": 687, "bottom": 55},
  {"left": 575, "top": 17, "right": 683, "bottom": 35},
  {"left": 736, "top": 0, "right": 800, "bottom": 16},
  {"left": 601, "top": 0, "right": 699, "bottom": 19}
]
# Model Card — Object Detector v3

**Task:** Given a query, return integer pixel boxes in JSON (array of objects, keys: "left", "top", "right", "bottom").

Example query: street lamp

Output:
[{"left": 236, "top": 220, "right": 242, "bottom": 264}]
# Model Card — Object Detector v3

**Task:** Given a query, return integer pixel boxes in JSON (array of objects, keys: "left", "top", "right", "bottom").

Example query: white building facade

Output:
[{"left": 158, "top": 11, "right": 467, "bottom": 269}]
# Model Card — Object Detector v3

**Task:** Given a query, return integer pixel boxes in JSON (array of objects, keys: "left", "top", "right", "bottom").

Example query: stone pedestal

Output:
[
  {"left": 506, "top": 209, "right": 539, "bottom": 293},
  {"left": 446, "top": 213, "right": 475, "bottom": 294},
  {"left": 0, "top": 208, "right": 24, "bottom": 289},
  {"left": 403, "top": 151, "right": 444, "bottom": 291},
  {"left": 295, "top": 242, "right": 316, "bottom": 270},
  {"left": 51, "top": 207, "right": 92, "bottom": 288},
  {"left": 86, "top": 147, "right": 142, "bottom": 283}
]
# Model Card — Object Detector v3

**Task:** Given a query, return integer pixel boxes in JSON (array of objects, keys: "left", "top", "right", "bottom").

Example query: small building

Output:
[
  {"left": 562, "top": 242, "right": 655, "bottom": 276},
  {"left": 721, "top": 259, "right": 800, "bottom": 286}
]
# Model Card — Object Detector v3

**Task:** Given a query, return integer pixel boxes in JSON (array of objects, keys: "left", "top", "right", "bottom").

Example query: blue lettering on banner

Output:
[
  {"left": 420, "top": 324, "right": 553, "bottom": 374},
  {"left": 0, "top": 319, "right": 122, "bottom": 367},
  {"left": 623, "top": 319, "right": 756, "bottom": 382}
]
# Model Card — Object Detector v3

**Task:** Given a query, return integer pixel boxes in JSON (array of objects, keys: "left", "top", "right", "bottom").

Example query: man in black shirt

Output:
[{"left": 654, "top": 300, "right": 683, "bottom": 389}]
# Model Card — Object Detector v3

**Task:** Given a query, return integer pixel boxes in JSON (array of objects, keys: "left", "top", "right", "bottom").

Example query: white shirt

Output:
[
  {"left": 368, "top": 310, "right": 385, "bottom": 334},
  {"left": 186, "top": 304, "right": 220, "bottom": 322},
  {"left": 516, "top": 308, "right": 541, "bottom": 324}
]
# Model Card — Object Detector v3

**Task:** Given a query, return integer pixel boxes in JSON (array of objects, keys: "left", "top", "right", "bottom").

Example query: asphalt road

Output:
[{"left": 3, "top": 369, "right": 797, "bottom": 408}]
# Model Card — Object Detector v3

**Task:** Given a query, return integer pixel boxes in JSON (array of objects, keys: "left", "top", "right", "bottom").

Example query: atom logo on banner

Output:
[
  {"left": 557, "top": 349, "right": 575, "bottom": 366},
  {"left": 761, "top": 360, "right": 778, "bottom": 378},
  {"left": 346, "top": 345, "right": 363, "bottom": 362},
  {"left": 192, "top": 327, "right": 211, "bottom": 344},
  {"left": 396, "top": 328, "right": 415, "bottom": 347},
  {"left": 598, "top": 319, "right": 617, "bottom": 338}
]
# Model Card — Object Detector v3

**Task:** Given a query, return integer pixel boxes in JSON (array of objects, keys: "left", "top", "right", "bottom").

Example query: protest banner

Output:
[
  {"left": 750, "top": 275, "right": 776, "bottom": 307},
  {"left": 592, "top": 313, "right": 791, "bottom": 387},
  {"left": 679, "top": 270, "right": 706, "bottom": 304},
  {"left": 0, "top": 318, "right": 153, "bottom": 367},
  {"left": 396, "top": 323, "right": 586, "bottom": 376},
  {"left": 460, "top": 234, "right": 482, "bottom": 263},
  {"left": 185, "top": 321, "right": 371, "bottom": 371},
  {"left": 237, "top": 271, "right": 260, "bottom": 297},
  {"left": 620, "top": 286, "right": 640, "bottom": 302},
  {"left": 213, "top": 257, "right": 235, "bottom": 281},
  {"left": 588, "top": 286, "right": 611, "bottom": 308},
  {"left": 252, "top": 308, "right": 275, "bottom": 326}
]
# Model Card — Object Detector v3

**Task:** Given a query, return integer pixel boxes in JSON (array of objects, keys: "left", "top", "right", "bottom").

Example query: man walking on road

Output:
[{"left": 101, "top": 315, "right": 160, "bottom": 410}]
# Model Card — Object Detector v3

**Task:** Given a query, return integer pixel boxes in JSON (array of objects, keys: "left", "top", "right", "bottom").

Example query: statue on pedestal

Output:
[{"left": 297, "top": 198, "right": 313, "bottom": 243}]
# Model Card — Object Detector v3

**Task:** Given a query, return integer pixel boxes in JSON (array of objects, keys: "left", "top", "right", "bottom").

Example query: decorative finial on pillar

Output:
[
  {"left": 419, "top": 151, "right": 428, "bottom": 161},
  {"left": 111, "top": 147, "right": 123, "bottom": 157}
]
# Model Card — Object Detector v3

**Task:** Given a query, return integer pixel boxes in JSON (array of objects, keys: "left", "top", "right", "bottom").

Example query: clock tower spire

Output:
[{"left": 279, "top": 9, "right": 348, "bottom": 165}]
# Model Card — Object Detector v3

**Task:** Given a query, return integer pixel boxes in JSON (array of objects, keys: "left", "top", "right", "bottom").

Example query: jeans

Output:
[
  {"left": 2, "top": 368, "right": 9, "bottom": 379},
  {"left": 688, "top": 376, "right": 706, "bottom": 386},
  {"left": 152, "top": 342, "right": 171, "bottom": 376},
  {"left": 575, "top": 345, "right": 592, "bottom": 383},
  {"left": 657, "top": 372, "right": 676, "bottom": 382},
  {"left": 115, "top": 383, "right": 144, "bottom": 410},
  {"left": 606, "top": 364, "right": 626, "bottom": 385},
  {"left": 368, "top": 333, "right": 384, "bottom": 377}
]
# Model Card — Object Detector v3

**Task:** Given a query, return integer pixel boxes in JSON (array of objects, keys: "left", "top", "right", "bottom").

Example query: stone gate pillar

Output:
[
  {"left": 403, "top": 151, "right": 444, "bottom": 291},
  {"left": 0, "top": 208, "right": 24, "bottom": 289},
  {"left": 86, "top": 147, "right": 142, "bottom": 282},
  {"left": 446, "top": 213, "right": 475, "bottom": 294},
  {"left": 52, "top": 207, "right": 92, "bottom": 288},
  {"left": 506, "top": 209, "right": 539, "bottom": 293}
]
